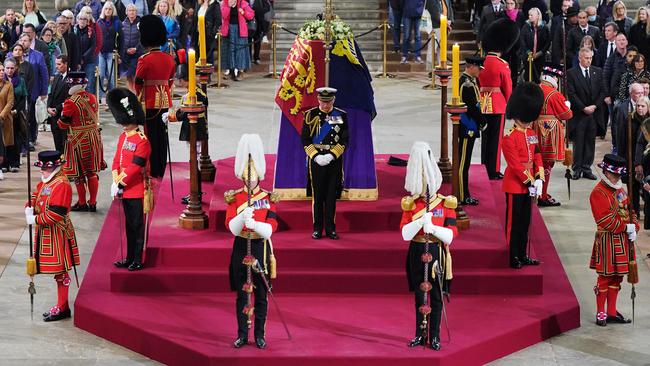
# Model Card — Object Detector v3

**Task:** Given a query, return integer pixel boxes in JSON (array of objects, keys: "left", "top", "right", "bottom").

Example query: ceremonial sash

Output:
[{"left": 313, "top": 121, "right": 332, "bottom": 144}]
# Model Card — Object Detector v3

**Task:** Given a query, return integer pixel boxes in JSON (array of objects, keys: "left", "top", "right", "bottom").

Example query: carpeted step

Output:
[
  {"left": 75, "top": 290, "right": 578, "bottom": 366},
  {"left": 109, "top": 265, "right": 543, "bottom": 295},
  {"left": 145, "top": 230, "right": 509, "bottom": 270}
]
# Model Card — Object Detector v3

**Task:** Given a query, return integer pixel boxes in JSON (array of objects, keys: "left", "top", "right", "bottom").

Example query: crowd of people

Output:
[{"left": 0, "top": 0, "right": 274, "bottom": 180}]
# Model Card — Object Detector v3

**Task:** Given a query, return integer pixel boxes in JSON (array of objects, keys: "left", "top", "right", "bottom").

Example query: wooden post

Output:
[
  {"left": 445, "top": 102, "right": 470, "bottom": 230},
  {"left": 434, "top": 64, "right": 452, "bottom": 182},
  {"left": 179, "top": 102, "right": 208, "bottom": 229},
  {"left": 197, "top": 63, "right": 216, "bottom": 182}
]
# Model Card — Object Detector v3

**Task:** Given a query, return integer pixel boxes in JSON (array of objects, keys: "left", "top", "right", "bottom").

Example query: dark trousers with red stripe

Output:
[
  {"left": 481, "top": 114, "right": 504, "bottom": 178},
  {"left": 505, "top": 193, "right": 532, "bottom": 262},
  {"left": 122, "top": 198, "right": 145, "bottom": 265}
]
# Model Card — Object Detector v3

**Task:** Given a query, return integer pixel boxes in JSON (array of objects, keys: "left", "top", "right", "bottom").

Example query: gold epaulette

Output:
[
  {"left": 268, "top": 191, "right": 280, "bottom": 203},
  {"left": 504, "top": 127, "right": 515, "bottom": 136},
  {"left": 440, "top": 194, "right": 458, "bottom": 209},
  {"left": 401, "top": 195, "right": 415, "bottom": 211},
  {"left": 224, "top": 188, "right": 243, "bottom": 204}
]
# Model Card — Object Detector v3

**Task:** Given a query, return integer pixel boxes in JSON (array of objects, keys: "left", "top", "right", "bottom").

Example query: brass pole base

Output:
[
  {"left": 200, "top": 158, "right": 216, "bottom": 182},
  {"left": 455, "top": 206, "right": 470, "bottom": 230},
  {"left": 179, "top": 209, "right": 208, "bottom": 229},
  {"left": 422, "top": 83, "right": 441, "bottom": 90},
  {"left": 375, "top": 73, "right": 396, "bottom": 79},
  {"left": 263, "top": 72, "right": 279, "bottom": 79}
]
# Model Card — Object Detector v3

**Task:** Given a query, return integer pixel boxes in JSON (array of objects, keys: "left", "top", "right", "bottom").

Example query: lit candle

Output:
[
  {"left": 440, "top": 15, "right": 447, "bottom": 65},
  {"left": 188, "top": 49, "right": 196, "bottom": 101},
  {"left": 198, "top": 15, "right": 206, "bottom": 64},
  {"left": 451, "top": 43, "right": 460, "bottom": 102}
]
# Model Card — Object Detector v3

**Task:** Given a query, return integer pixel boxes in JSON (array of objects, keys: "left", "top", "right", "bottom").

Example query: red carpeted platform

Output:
[{"left": 74, "top": 155, "right": 580, "bottom": 366}]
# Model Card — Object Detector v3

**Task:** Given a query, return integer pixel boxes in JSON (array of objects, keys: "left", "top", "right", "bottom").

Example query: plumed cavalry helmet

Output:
[
  {"left": 482, "top": 18, "right": 520, "bottom": 54},
  {"left": 506, "top": 82, "right": 544, "bottom": 123},
  {"left": 405, "top": 141, "right": 443, "bottom": 197},
  {"left": 107, "top": 87, "right": 146, "bottom": 126},
  {"left": 234, "top": 134, "right": 266, "bottom": 183},
  {"left": 139, "top": 15, "right": 167, "bottom": 48}
]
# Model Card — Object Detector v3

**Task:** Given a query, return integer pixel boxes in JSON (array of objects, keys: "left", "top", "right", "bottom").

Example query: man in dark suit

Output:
[
  {"left": 47, "top": 55, "right": 70, "bottom": 153},
  {"left": 57, "top": 11, "right": 81, "bottom": 71},
  {"left": 22, "top": 23, "right": 52, "bottom": 76},
  {"left": 593, "top": 22, "right": 618, "bottom": 67},
  {"left": 478, "top": 0, "right": 504, "bottom": 46},
  {"left": 567, "top": 11, "right": 601, "bottom": 64},
  {"left": 567, "top": 47, "right": 607, "bottom": 180}
]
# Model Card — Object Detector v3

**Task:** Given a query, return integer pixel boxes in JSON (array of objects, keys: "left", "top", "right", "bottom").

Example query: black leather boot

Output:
[{"left": 407, "top": 336, "right": 425, "bottom": 348}]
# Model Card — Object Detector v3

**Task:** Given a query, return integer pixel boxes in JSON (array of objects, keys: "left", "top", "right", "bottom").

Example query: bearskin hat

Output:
[
  {"left": 482, "top": 18, "right": 520, "bottom": 54},
  {"left": 107, "top": 87, "right": 145, "bottom": 126},
  {"left": 139, "top": 15, "right": 167, "bottom": 48},
  {"left": 506, "top": 82, "right": 544, "bottom": 123}
]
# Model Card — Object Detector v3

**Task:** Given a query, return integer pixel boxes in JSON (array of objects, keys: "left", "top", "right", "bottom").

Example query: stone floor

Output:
[{"left": 1, "top": 73, "right": 649, "bottom": 365}]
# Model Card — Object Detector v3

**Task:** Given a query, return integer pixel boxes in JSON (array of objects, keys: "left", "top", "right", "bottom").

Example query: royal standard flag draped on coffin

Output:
[{"left": 274, "top": 26, "right": 377, "bottom": 200}]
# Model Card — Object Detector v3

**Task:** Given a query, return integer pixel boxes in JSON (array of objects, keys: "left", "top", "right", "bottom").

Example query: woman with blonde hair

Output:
[
  {"left": 519, "top": 7, "right": 550, "bottom": 83},
  {"left": 607, "top": 0, "right": 633, "bottom": 36},
  {"left": 97, "top": 1, "right": 121, "bottom": 104},
  {"left": 629, "top": 7, "right": 650, "bottom": 60},
  {"left": 22, "top": 0, "right": 48, "bottom": 32},
  {"left": 153, "top": 0, "right": 180, "bottom": 54}
]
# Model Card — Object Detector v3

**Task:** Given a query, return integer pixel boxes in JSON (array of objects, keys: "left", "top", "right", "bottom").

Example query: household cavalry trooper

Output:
[
  {"left": 533, "top": 63, "right": 573, "bottom": 207},
  {"left": 502, "top": 82, "right": 545, "bottom": 269},
  {"left": 301, "top": 87, "right": 349, "bottom": 240},
  {"left": 107, "top": 87, "right": 152, "bottom": 272},
  {"left": 225, "top": 134, "right": 278, "bottom": 350},
  {"left": 25, "top": 151, "right": 81, "bottom": 322},
  {"left": 458, "top": 56, "right": 486, "bottom": 206},
  {"left": 589, "top": 154, "right": 638, "bottom": 326},
  {"left": 134, "top": 14, "right": 176, "bottom": 179},
  {"left": 478, "top": 18, "right": 519, "bottom": 180},
  {"left": 57, "top": 71, "right": 105, "bottom": 212},
  {"left": 401, "top": 141, "right": 458, "bottom": 351}
]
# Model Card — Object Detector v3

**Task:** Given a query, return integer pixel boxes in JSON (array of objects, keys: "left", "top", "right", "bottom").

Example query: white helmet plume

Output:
[
  {"left": 404, "top": 141, "right": 442, "bottom": 196},
  {"left": 234, "top": 134, "right": 266, "bottom": 181}
]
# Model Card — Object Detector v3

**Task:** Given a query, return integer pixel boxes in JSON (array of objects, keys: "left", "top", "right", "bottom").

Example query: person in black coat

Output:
[
  {"left": 567, "top": 47, "right": 607, "bottom": 180},
  {"left": 551, "top": 5, "right": 579, "bottom": 67},
  {"left": 58, "top": 13, "right": 81, "bottom": 70},
  {"left": 566, "top": 11, "right": 601, "bottom": 68},
  {"left": 502, "top": 0, "right": 525, "bottom": 86},
  {"left": 519, "top": 9, "right": 550, "bottom": 83},
  {"left": 248, "top": 0, "right": 269, "bottom": 64},
  {"left": 195, "top": 0, "right": 221, "bottom": 65},
  {"left": 390, "top": 0, "right": 405, "bottom": 52},
  {"left": 46, "top": 55, "right": 70, "bottom": 153},
  {"left": 628, "top": 8, "right": 650, "bottom": 62},
  {"left": 634, "top": 114, "right": 650, "bottom": 229},
  {"left": 478, "top": 0, "right": 505, "bottom": 45}
]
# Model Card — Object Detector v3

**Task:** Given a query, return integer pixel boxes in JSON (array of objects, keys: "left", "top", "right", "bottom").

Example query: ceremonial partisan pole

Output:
[{"left": 324, "top": 0, "right": 333, "bottom": 87}]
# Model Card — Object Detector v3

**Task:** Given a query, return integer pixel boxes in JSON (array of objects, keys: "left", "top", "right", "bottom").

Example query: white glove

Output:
[
  {"left": 534, "top": 179, "right": 543, "bottom": 198},
  {"left": 243, "top": 207, "right": 254, "bottom": 220},
  {"left": 323, "top": 153, "right": 335, "bottom": 164},
  {"left": 25, "top": 207, "right": 34, "bottom": 216},
  {"left": 626, "top": 223, "right": 636, "bottom": 235},
  {"left": 245, "top": 217, "right": 256, "bottom": 230},
  {"left": 25, "top": 214, "right": 36, "bottom": 225},
  {"left": 423, "top": 221, "right": 436, "bottom": 234},
  {"left": 111, "top": 182, "right": 120, "bottom": 198},
  {"left": 314, "top": 155, "right": 328, "bottom": 166},
  {"left": 629, "top": 231, "right": 637, "bottom": 242},
  {"left": 564, "top": 100, "right": 571, "bottom": 109},
  {"left": 162, "top": 112, "right": 169, "bottom": 124},
  {"left": 528, "top": 186, "right": 537, "bottom": 197}
]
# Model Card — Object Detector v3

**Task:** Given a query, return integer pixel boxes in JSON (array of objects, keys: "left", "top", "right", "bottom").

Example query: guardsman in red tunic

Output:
[
  {"left": 401, "top": 142, "right": 458, "bottom": 351},
  {"left": 590, "top": 154, "right": 638, "bottom": 326},
  {"left": 134, "top": 15, "right": 176, "bottom": 179},
  {"left": 225, "top": 134, "right": 279, "bottom": 350},
  {"left": 502, "top": 83, "right": 545, "bottom": 269},
  {"left": 107, "top": 88, "right": 152, "bottom": 272},
  {"left": 57, "top": 71, "right": 105, "bottom": 212},
  {"left": 25, "top": 151, "right": 80, "bottom": 322},
  {"left": 534, "top": 63, "right": 574, "bottom": 207},
  {"left": 478, "top": 19, "right": 518, "bottom": 180}
]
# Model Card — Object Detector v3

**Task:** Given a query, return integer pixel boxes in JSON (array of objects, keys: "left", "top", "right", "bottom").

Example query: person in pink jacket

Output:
[{"left": 220, "top": 0, "right": 254, "bottom": 81}]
